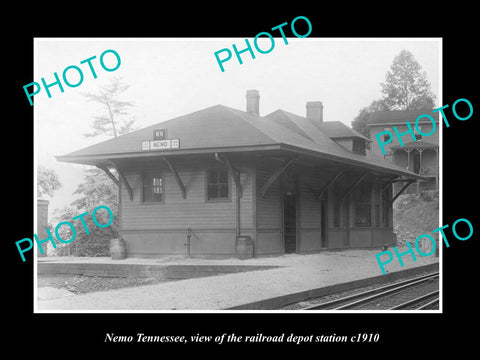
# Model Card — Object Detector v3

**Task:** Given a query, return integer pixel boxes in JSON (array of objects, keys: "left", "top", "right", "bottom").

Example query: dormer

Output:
[
  {"left": 331, "top": 137, "right": 367, "bottom": 155},
  {"left": 317, "top": 121, "right": 370, "bottom": 156}
]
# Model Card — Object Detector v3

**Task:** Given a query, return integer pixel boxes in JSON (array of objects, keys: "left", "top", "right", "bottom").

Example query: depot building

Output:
[{"left": 57, "top": 90, "right": 424, "bottom": 258}]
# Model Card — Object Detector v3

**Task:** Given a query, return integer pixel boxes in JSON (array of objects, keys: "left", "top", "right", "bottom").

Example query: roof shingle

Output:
[
  {"left": 367, "top": 109, "right": 439, "bottom": 126},
  {"left": 57, "top": 104, "right": 424, "bottom": 179}
]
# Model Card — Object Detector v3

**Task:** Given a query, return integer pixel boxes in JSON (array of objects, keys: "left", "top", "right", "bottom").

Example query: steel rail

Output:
[
  {"left": 417, "top": 297, "right": 440, "bottom": 310},
  {"left": 389, "top": 291, "right": 439, "bottom": 310},
  {"left": 303, "top": 272, "right": 439, "bottom": 310}
]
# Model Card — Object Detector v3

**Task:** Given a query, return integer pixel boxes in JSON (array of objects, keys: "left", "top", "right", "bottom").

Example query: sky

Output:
[{"left": 34, "top": 37, "right": 441, "bottom": 217}]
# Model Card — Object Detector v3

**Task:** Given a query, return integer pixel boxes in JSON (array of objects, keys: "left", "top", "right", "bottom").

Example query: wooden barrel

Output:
[
  {"left": 235, "top": 236, "right": 254, "bottom": 260},
  {"left": 110, "top": 238, "right": 126, "bottom": 260}
]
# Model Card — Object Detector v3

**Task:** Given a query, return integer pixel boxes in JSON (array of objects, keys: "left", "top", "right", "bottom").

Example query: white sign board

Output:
[{"left": 141, "top": 139, "right": 180, "bottom": 151}]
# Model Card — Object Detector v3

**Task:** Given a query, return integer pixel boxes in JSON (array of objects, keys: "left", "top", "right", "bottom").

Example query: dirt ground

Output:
[
  {"left": 393, "top": 192, "right": 439, "bottom": 246},
  {"left": 37, "top": 274, "right": 167, "bottom": 294}
]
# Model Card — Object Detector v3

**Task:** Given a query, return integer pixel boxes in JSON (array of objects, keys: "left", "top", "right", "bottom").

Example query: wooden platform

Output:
[{"left": 37, "top": 262, "right": 279, "bottom": 280}]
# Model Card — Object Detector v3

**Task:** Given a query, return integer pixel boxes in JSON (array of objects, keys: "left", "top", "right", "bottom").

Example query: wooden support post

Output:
[
  {"left": 339, "top": 173, "right": 367, "bottom": 202},
  {"left": 391, "top": 179, "right": 416, "bottom": 204},
  {"left": 405, "top": 148, "right": 412, "bottom": 171},
  {"left": 418, "top": 148, "right": 424, "bottom": 170},
  {"left": 109, "top": 161, "right": 133, "bottom": 201},
  {"left": 261, "top": 156, "right": 298, "bottom": 197},
  {"left": 162, "top": 156, "right": 186, "bottom": 199}
]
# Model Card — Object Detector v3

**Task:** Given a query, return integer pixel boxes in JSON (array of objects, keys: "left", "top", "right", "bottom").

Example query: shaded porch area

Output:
[{"left": 390, "top": 140, "right": 439, "bottom": 195}]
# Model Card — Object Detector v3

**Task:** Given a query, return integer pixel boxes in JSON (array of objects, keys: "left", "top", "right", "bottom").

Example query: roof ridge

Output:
[
  {"left": 263, "top": 109, "right": 316, "bottom": 140},
  {"left": 219, "top": 105, "right": 281, "bottom": 144}
]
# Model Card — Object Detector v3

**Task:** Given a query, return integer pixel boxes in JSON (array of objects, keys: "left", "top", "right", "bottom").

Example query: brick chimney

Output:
[
  {"left": 306, "top": 101, "right": 323, "bottom": 124},
  {"left": 246, "top": 89, "right": 260, "bottom": 115}
]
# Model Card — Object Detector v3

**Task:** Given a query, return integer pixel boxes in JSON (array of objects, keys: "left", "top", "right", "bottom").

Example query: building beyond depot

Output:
[{"left": 367, "top": 110, "right": 439, "bottom": 194}]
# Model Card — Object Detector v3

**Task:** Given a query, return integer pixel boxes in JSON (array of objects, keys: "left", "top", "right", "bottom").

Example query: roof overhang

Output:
[
  {"left": 56, "top": 143, "right": 426, "bottom": 181},
  {"left": 55, "top": 144, "right": 284, "bottom": 166},
  {"left": 279, "top": 144, "right": 427, "bottom": 181}
]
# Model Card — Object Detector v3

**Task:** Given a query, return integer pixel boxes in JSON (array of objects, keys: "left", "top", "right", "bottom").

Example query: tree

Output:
[
  {"left": 352, "top": 49, "right": 437, "bottom": 139},
  {"left": 83, "top": 76, "right": 136, "bottom": 138},
  {"left": 381, "top": 49, "right": 436, "bottom": 110},
  {"left": 56, "top": 77, "right": 137, "bottom": 256},
  {"left": 351, "top": 99, "right": 389, "bottom": 139},
  {"left": 71, "top": 168, "right": 119, "bottom": 218},
  {"left": 37, "top": 165, "right": 62, "bottom": 198},
  {"left": 52, "top": 205, "right": 117, "bottom": 257}
]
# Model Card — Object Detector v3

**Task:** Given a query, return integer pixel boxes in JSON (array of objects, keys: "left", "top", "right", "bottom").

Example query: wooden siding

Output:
[
  {"left": 299, "top": 170, "right": 321, "bottom": 229},
  {"left": 325, "top": 173, "right": 350, "bottom": 249},
  {"left": 255, "top": 162, "right": 283, "bottom": 255},
  {"left": 116, "top": 155, "right": 397, "bottom": 257},
  {"left": 349, "top": 228, "right": 394, "bottom": 248},
  {"left": 256, "top": 166, "right": 281, "bottom": 229},
  {"left": 238, "top": 167, "right": 254, "bottom": 231},
  {"left": 120, "top": 159, "right": 253, "bottom": 230},
  {"left": 256, "top": 230, "right": 283, "bottom": 255},
  {"left": 298, "top": 167, "right": 323, "bottom": 252},
  {"left": 333, "top": 138, "right": 353, "bottom": 152},
  {"left": 300, "top": 230, "right": 322, "bottom": 252},
  {"left": 350, "top": 229, "right": 372, "bottom": 248},
  {"left": 122, "top": 230, "right": 188, "bottom": 256},
  {"left": 118, "top": 157, "right": 254, "bottom": 257},
  {"left": 328, "top": 230, "right": 345, "bottom": 249}
]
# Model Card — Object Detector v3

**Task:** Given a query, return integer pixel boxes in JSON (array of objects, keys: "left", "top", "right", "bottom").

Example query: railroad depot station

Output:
[{"left": 57, "top": 90, "right": 427, "bottom": 259}]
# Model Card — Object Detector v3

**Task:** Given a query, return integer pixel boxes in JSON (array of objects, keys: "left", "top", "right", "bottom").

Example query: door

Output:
[{"left": 283, "top": 194, "right": 297, "bottom": 253}]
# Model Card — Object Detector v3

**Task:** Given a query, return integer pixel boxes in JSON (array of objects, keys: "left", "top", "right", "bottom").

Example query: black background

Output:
[{"left": 5, "top": 4, "right": 477, "bottom": 355}]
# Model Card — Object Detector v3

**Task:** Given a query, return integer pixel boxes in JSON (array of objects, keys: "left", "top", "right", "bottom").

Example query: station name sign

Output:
[{"left": 142, "top": 139, "right": 180, "bottom": 151}]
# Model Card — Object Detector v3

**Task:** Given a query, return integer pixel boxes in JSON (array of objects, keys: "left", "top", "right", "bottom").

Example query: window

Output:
[
  {"left": 352, "top": 138, "right": 366, "bottom": 155},
  {"left": 414, "top": 125, "right": 423, "bottom": 140},
  {"left": 143, "top": 173, "right": 164, "bottom": 202},
  {"left": 354, "top": 181, "right": 371, "bottom": 227},
  {"left": 207, "top": 168, "right": 229, "bottom": 201},
  {"left": 384, "top": 128, "right": 392, "bottom": 142}
]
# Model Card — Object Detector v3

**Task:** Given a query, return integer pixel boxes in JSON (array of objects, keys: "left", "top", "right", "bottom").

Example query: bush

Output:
[
  {"left": 419, "top": 190, "right": 438, "bottom": 202},
  {"left": 52, "top": 213, "right": 118, "bottom": 257},
  {"left": 75, "top": 227, "right": 117, "bottom": 256}
]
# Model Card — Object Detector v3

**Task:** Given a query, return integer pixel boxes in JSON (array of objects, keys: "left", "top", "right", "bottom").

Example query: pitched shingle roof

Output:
[
  {"left": 57, "top": 104, "right": 424, "bottom": 179},
  {"left": 367, "top": 109, "right": 439, "bottom": 126},
  {"left": 318, "top": 121, "right": 370, "bottom": 141}
]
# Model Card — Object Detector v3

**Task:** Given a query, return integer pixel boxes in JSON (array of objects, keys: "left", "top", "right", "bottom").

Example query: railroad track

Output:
[{"left": 302, "top": 272, "right": 439, "bottom": 310}]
